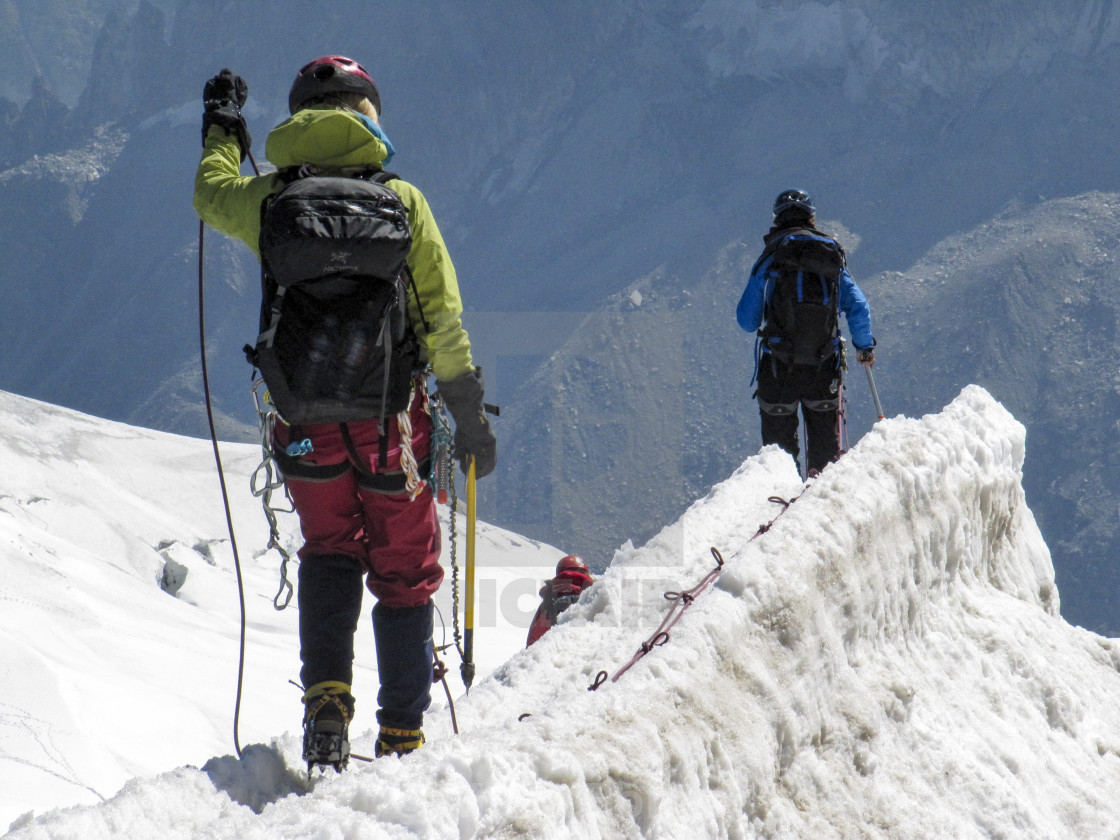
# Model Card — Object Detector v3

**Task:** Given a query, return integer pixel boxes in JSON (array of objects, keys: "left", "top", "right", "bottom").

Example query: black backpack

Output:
[
  {"left": 247, "top": 169, "right": 419, "bottom": 424},
  {"left": 758, "top": 227, "right": 845, "bottom": 366}
]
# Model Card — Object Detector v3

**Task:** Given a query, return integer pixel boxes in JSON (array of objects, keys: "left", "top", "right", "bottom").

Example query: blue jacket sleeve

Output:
[
  {"left": 838, "top": 268, "right": 874, "bottom": 349},
  {"left": 736, "top": 257, "right": 770, "bottom": 333}
]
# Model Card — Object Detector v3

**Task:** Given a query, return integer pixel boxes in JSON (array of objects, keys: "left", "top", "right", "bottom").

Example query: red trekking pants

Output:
[{"left": 274, "top": 393, "right": 444, "bottom": 608}]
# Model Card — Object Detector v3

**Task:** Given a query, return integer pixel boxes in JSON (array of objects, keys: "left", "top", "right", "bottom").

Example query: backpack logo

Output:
[
  {"left": 328, "top": 251, "right": 356, "bottom": 270},
  {"left": 249, "top": 173, "right": 417, "bottom": 424},
  {"left": 760, "top": 229, "right": 845, "bottom": 366}
]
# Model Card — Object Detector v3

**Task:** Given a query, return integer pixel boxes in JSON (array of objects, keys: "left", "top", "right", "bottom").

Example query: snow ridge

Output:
[{"left": 7, "top": 386, "right": 1120, "bottom": 839}]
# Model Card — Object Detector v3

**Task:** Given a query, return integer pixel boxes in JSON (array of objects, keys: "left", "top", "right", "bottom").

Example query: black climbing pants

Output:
[
  {"left": 756, "top": 355, "right": 842, "bottom": 476},
  {"left": 299, "top": 554, "right": 435, "bottom": 730}
]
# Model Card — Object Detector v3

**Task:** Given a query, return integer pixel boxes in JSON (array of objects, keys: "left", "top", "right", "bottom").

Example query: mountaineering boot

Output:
[
  {"left": 375, "top": 725, "right": 425, "bottom": 757},
  {"left": 302, "top": 682, "right": 355, "bottom": 773}
]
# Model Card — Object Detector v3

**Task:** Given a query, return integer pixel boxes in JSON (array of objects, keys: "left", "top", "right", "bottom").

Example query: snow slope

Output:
[
  {"left": 5, "top": 386, "right": 1120, "bottom": 838},
  {"left": 0, "top": 390, "right": 562, "bottom": 830}
]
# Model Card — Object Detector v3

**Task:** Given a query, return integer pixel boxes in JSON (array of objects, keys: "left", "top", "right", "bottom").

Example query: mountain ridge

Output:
[
  {"left": 2, "top": 2, "right": 1119, "bottom": 633},
  {"left": 6, "top": 385, "right": 1120, "bottom": 838}
]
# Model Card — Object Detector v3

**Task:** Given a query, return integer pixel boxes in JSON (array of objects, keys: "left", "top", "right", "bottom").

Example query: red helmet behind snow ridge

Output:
[
  {"left": 289, "top": 55, "right": 381, "bottom": 115},
  {"left": 556, "top": 555, "right": 589, "bottom": 575}
]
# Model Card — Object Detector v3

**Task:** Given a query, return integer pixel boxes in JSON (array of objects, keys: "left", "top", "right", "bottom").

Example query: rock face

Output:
[{"left": 3, "top": 1, "right": 1120, "bottom": 632}]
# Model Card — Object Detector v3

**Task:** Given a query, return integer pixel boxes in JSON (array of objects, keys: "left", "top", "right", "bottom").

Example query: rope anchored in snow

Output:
[
  {"left": 590, "top": 547, "right": 726, "bottom": 689},
  {"left": 753, "top": 495, "right": 793, "bottom": 537},
  {"left": 588, "top": 488, "right": 815, "bottom": 690}
]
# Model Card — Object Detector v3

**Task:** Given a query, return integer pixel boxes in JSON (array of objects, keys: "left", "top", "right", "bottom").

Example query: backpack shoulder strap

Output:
[{"left": 367, "top": 170, "right": 435, "bottom": 338}]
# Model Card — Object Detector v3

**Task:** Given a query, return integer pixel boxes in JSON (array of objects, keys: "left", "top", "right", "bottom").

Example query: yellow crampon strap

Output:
[
  {"left": 302, "top": 680, "right": 351, "bottom": 702},
  {"left": 375, "top": 726, "right": 425, "bottom": 757},
  {"left": 302, "top": 681, "right": 353, "bottom": 723}
]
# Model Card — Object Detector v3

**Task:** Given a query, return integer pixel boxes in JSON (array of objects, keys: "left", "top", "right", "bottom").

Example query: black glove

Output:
[
  {"left": 856, "top": 347, "right": 876, "bottom": 367},
  {"left": 437, "top": 368, "right": 497, "bottom": 479},
  {"left": 202, "top": 69, "right": 251, "bottom": 161}
]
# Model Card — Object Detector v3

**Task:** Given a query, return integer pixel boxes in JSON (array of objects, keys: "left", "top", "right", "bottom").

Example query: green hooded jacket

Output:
[{"left": 193, "top": 108, "right": 474, "bottom": 383}]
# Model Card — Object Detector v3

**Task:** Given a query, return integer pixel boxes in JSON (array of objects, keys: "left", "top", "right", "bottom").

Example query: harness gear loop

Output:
[{"left": 249, "top": 379, "right": 296, "bottom": 610}]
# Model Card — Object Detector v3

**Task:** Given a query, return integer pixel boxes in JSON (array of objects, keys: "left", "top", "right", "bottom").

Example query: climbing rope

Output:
[
  {"left": 432, "top": 645, "right": 460, "bottom": 735},
  {"left": 198, "top": 219, "right": 248, "bottom": 759},
  {"left": 588, "top": 487, "right": 815, "bottom": 690},
  {"left": 396, "top": 385, "right": 424, "bottom": 501},
  {"left": 427, "top": 392, "right": 464, "bottom": 659},
  {"left": 590, "top": 547, "right": 725, "bottom": 688}
]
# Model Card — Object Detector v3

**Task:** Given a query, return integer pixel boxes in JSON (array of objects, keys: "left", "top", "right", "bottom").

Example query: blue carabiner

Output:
[{"left": 285, "top": 438, "right": 314, "bottom": 457}]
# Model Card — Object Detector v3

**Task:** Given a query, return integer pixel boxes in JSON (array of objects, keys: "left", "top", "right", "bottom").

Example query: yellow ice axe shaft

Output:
[{"left": 460, "top": 457, "right": 477, "bottom": 691}]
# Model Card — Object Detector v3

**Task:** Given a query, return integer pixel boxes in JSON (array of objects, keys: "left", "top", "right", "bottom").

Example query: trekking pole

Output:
[
  {"left": 460, "top": 457, "right": 477, "bottom": 692},
  {"left": 865, "top": 365, "right": 885, "bottom": 421}
]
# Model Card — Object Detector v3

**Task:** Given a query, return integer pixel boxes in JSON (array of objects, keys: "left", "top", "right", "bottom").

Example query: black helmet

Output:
[
  {"left": 773, "top": 188, "right": 815, "bottom": 217},
  {"left": 288, "top": 55, "right": 381, "bottom": 115}
]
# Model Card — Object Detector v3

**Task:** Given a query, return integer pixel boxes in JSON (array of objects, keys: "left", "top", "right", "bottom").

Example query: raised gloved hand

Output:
[
  {"left": 202, "top": 69, "right": 251, "bottom": 161},
  {"left": 856, "top": 346, "right": 876, "bottom": 367},
  {"left": 437, "top": 367, "right": 497, "bottom": 478}
]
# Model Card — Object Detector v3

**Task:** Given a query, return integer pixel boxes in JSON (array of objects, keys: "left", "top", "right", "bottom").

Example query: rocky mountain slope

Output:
[{"left": 2, "top": 1, "right": 1120, "bottom": 632}]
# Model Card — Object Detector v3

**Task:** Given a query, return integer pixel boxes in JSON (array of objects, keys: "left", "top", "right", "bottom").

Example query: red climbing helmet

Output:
[
  {"left": 555, "top": 555, "right": 590, "bottom": 575},
  {"left": 288, "top": 55, "right": 381, "bottom": 115}
]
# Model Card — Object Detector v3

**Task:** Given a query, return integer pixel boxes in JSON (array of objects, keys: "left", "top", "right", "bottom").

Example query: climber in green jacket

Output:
[{"left": 193, "top": 57, "right": 495, "bottom": 771}]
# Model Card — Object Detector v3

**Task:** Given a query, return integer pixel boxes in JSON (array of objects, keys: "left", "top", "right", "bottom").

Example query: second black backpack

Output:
[
  {"left": 249, "top": 170, "right": 418, "bottom": 424},
  {"left": 759, "top": 228, "right": 846, "bottom": 366}
]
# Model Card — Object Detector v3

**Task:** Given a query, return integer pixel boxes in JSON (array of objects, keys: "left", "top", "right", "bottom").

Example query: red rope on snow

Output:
[{"left": 589, "top": 486, "right": 815, "bottom": 691}]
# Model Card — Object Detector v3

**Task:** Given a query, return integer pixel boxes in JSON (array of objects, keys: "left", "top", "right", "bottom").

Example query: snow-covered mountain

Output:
[
  {"left": 3, "top": 386, "right": 1120, "bottom": 838},
  {"left": 2, "top": 2, "right": 1119, "bottom": 632}
]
